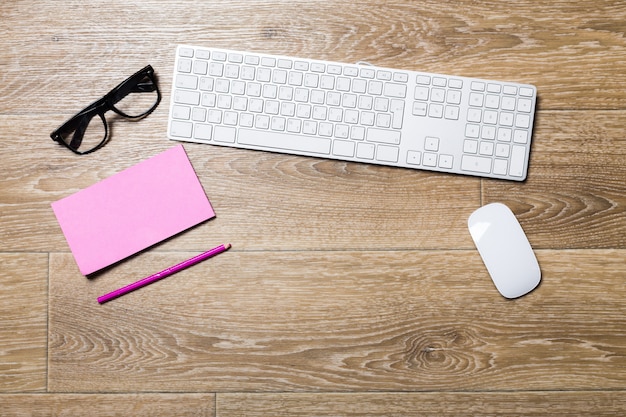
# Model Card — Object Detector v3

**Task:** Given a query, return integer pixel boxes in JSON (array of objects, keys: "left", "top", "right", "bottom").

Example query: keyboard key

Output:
[
  {"left": 196, "top": 49, "right": 210, "bottom": 60},
  {"left": 335, "top": 124, "right": 349, "bottom": 138},
  {"left": 483, "top": 110, "right": 498, "bottom": 125},
  {"left": 462, "top": 155, "right": 491, "bottom": 173},
  {"left": 471, "top": 81, "right": 485, "bottom": 91},
  {"left": 343, "top": 66, "right": 358, "bottom": 76},
  {"left": 499, "top": 112, "right": 514, "bottom": 126},
  {"left": 376, "top": 145, "right": 399, "bottom": 162},
  {"left": 479, "top": 141, "right": 494, "bottom": 156},
  {"left": 384, "top": 83, "right": 407, "bottom": 98},
  {"left": 199, "top": 77, "right": 214, "bottom": 91},
  {"left": 428, "top": 104, "right": 443, "bottom": 118},
  {"left": 238, "top": 129, "right": 331, "bottom": 154},
  {"left": 496, "top": 143, "right": 510, "bottom": 158},
  {"left": 493, "top": 159, "right": 508, "bottom": 175},
  {"left": 448, "top": 79, "right": 463, "bottom": 89},
  {"left": 302, "top": 120, "right": 317, "bottom": 135},
  {"left": 431, "top": 88, "right": 445, "bottom": 103},
  {"left": 503, "top": 85, "right": 517, "bottom": 95},
  {"left": 333, "top": 140, "right": 355, "bottom": 157},
  {"left": 412, "top": 102, "right": 427, "bottom": 116},
  {"left": 445, "top": 106, "right": 460, "bottom": 120},
  {"left": 208, "top": 62, "right": 223, "bottom": 76},
  {"left": 415, "top": 86, "right": 429, "bottom": 101},
  {"left": 229, "top": 53, "right": 244, "bottom": 63},
  {"left": 514, "top": 130, "right": 529, "bottom": 144},
  {"left": 194, "top": 124, "right": 212, "bottom": 141},
  {"left": 261, "top": 57, "right": 276, "bottom": 67},
  {"left": 170, "top": 120, "right": 192, "bottom": 138},
  {"left": 172, "top": 105, "right": 191, "bottom": 120},
  {"left": 406, "top": 150, "right": 421, "bottom": 165},
  {"left": 498, "top": 128, "right": 512, "bottom": 142},
  {"left": 469, "top": 92, "right": 484, "bottom": 107},
  {"left": 487, "top": 83, "right": 501, "bottom": 93},
  {"left": 515, "top": 114, "right": 531, "bottom": 129},
  {"left": 351, "top": 126, "right": 365, "bottom": 140},
  {"left": 287, "top": 118, "right": 302, "bottom": 133},
  {"left": 377, "top": 70, "right": 392, "bottom": 81},
  {"left": 481, "top": 126, "right": 496, "bottom": 140},
  {"left": 356, "top": 142, "right": 375, "bottom": 159},
  {"left": 432, "top": 77, "right": 447, "bottom": 87},
  {"left": 294, "top": 61, "right": 309, "bottom": 71},
  {"left": 191, "top": 107, "right": 206, "bottom": 122},
  {"left": 244, "top": 55, "right": 260, "bottom": 65},
  {"left": 439, "top": 155, "right": 453, "bottom": 169},
  {"left": 463, "top": 139, "right": 478, "bottom": 154},
  {"left": 467, "top": 108, "right": 482, "bottom": 123},
  {"left": 174, "top": 90, "right": 200, "bottom": 105},
  {"left": 271, "top": 116, "right": 286, "bottom": 131},
  {"left": 178, "top": 59, "right": 192, "bottom": 73},
  {"left": 390, "top": 100, "right": 405, "bottom": 129},
  {"left": 327, "top": 64, "right": 342, "bottom": 75},
  {"left": 193, "top": 61, "right": 208, "bottom": 75},
  {"left": 319, "top": 122, "right": 333, "bottom": 137},
  {"left": 465, "top": 124, "right": 480, "bottom": 138},
  {"left": 416, "top": 75, "right": 430, "bottom": 85},
  {"left": 176, "top": 74, "right": 198, "bottom": 89},
  {"left": 212, "top": 51, "right": 227, "bottom": 61},
  {"left": 277, "top": 59, "right": 292, "bottom": 69},
  {"left": 393, "top": 72, "right": 409, "bottom": 83},
  {"left": 519, "top": 87, "right": 534, "bottom": 97},
  {"left": 366, "top": 128, "right": 401, "bottom": 145},
  {"left": 311, "top": 63, "right": 325, "bottom": 73},
  {"left": 368, "top": 80, "right": 383, "bottom": 96},
  {"left": 485, "top": 94, "right": 500, "bottom": 109},
  {"left": 424, "top": 137, "right": 439, "bottom": 152},
  {"left": 518, "top": 98, "right": 533, "bottom": 113},
  {"left": 446, "top": 90, "right": 462, "bottom": 105},
  {"left": 423, "top": 153, "right": 437, "bottom": 167},
  {"left": 509, "top": 146, "right": 526, "bottom": 177},
  {"left": 179, "top": 47, "right": 194, "bottom": 57},
  {"left": 501, "top": 97, "right": 516, "bottom": 111}
]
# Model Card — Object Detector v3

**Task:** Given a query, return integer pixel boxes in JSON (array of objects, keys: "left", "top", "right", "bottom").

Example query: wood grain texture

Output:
[
  {"left": 48, "top": 250, "right": 626, "bottom": 392},
  {"left": 0, "top": 0, "right": 626, "bottom": 113},
  {"left": 0, "top": 394, "right": 214, "bottom": 417},
  {"left": 484, "top": 111, "right": 626, "bottom": 249},
  {"left": 0, "top": 254, "right": 48, "bottom": 392},
  {"left": 217, "top": 392, "right": 626, "bottom": 416},
  {"left": 2, "top": 0, "right": 626, "bottom": 415},
  {"left": 2, "top": 1, "right": 626, "bottom": 114}
]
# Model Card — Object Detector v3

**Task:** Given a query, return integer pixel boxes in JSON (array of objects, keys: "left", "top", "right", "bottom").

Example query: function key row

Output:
[
  {"left": 468, "top": 80, "right": 534, "bottom": 97},
  {"left": 179, "top": 47, "right": 409, "bottom": 83}
]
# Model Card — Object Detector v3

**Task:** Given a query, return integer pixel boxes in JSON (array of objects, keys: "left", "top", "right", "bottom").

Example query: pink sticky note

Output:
[{"left": 51, "top": 145, "right": 215, "bottom": 275}]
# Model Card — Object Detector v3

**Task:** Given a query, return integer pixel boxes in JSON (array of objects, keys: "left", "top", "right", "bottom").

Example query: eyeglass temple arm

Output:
[{"left": 67, "top": 114, "right": 93, "bottom": 150}]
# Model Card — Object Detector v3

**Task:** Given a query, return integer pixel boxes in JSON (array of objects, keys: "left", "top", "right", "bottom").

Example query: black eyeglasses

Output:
[{"left": 50, "top": 65, "right": 161, "bottom": 155}]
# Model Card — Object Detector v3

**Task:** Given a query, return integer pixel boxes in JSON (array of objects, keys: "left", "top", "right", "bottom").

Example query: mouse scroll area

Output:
[{"left": 468, "top": 203, "right": 541, "bottom": 299}]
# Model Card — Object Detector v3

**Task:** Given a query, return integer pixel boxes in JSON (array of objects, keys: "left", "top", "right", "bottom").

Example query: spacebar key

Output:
[{"left": 238, "top": 129, "right": 331, "bottom": 155}]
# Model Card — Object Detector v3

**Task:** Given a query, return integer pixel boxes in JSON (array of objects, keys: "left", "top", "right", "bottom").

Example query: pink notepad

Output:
[{"left": 52, "top": 145, "right": 215, "bottom": 275}]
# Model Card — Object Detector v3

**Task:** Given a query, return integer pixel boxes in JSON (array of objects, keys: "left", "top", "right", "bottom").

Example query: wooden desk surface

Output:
[{"left": 1, "top": 1, "right": 625, "bottom": 415}]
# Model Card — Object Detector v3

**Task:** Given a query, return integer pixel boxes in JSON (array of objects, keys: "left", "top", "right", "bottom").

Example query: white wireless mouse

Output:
[{"left": 468, "top": 203, "right": 541, "bottom": 298}]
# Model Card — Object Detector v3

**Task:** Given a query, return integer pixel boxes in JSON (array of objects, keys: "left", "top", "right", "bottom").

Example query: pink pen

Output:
[{"left": 97, "top": 243, "right": 231, "bottom": 304}]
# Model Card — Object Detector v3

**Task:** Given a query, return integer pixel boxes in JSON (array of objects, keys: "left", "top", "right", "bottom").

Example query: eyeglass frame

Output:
[{"left": 50, "top": 65, "right": 161, "bottom": 155}]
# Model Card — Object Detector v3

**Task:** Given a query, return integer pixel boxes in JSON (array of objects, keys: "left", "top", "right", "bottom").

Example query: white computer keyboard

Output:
[{"left": 167, "top": 45, "right": 537, "bottom": 181}]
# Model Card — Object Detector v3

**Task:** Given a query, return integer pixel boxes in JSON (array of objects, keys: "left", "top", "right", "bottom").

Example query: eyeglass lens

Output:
[
  {"left": 55, "top": 113, "right": 107, "bottom": 154},
  {"left": 112, "top": 74, "right": 160, "bottom": 118}
]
